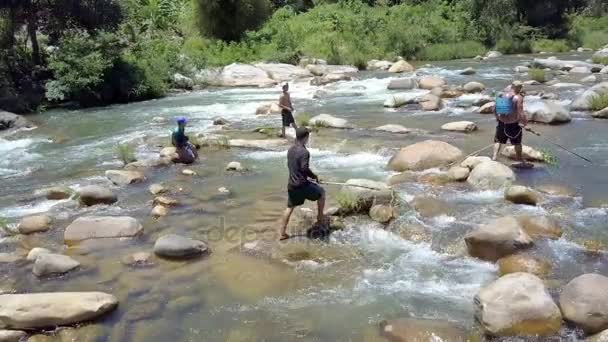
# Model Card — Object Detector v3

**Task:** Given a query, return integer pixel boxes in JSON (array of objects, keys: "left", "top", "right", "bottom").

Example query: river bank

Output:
[{"left": 1, "top": 51, "right": 608, "bottom": 341}]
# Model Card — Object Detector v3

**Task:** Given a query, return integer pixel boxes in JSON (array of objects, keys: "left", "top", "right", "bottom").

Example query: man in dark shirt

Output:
[
  {"left": 171, "top": 117, "right": 198, "bottom": 164},
  {"left": 278, "top": 127, "right": 325, "bottom": 241}
]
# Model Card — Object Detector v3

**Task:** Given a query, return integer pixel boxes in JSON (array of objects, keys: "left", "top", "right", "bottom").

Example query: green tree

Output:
[{"left": 196, "top": 0, "right": 272, "bottom": 41}]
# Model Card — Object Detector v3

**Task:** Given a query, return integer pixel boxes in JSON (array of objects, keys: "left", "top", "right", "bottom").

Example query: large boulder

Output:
[
  {"left": 218, "top": 63, "right": 276, "bottom": 87},
  {"left": 32, "top": 253, "right": 80, "bottom": 277},
  {"left": 505, "top": 185, "right": 539, "bottom": 206},
  {"left": 383, "top": 93, "right": 421, "bottom": 108},
  {"left": 418, "top": 76, "right": 446, "bottom": 90},
  {"left": 310, "top": 73, "right": 352, "bottom": 86},
  {"left": 379, "top": 318, "right": 468, "bottom": 342},
  {"left": 339, "top": 179, "right": 393, "bottom": 214},
  {"left": 497, "top": 254, "right": 551, "bottom": 277},
  {"left": 525, "top": 101, "right": 571, "bottom": 124},
  {"left": 105, "top": 170, "right": 145, "bottom": 186},
  {"left": 374, "top": 124, "right": 411, "bottom": 134},
  {"left": 171, "top": 73, "right": 194, "bottom": 90},
  {"left": 387, "top": 78, "right": 417, "bottom": 90},
  {"left": 0, "top": 292, "right": 118, "bottom": 330},
  {"left": 254, "top": 63, "right": 312, "bottom": 81},
  {"left": 64, "top": 216, "right": 143, "bottom": 243},
  {"left": 419, "top": 94, "right": 443, "bottom": 111},
  {"left": 474, "top": 272, "right": 562, "bottom": 336},
  {"left": 76, "top": 185, "right": 117, "bottom": 206},
  {"left": 367, "top": 59, "right": 393, "bottom": 71},
  {"left": 467, "top": 161, "right": 515, "bottom": 189},
  {"left": 0, "top": 111, "right": 31, "bottom": 131},
  {"left": 153, "top": 234, "right": 209, "bottom": 259},
  {"left": 593, "top": 48, "right": 608, "bottom": 60},
  {"left": 441, "top": 121, "right": 477, "bottom": 133},
  {"left": 255, "top": 102, "right": 281, "bottom": 115},
  {"left": 465, "top": 216, "right": 533, "bottom": 261},
  {"left": 463, "top": 81, "right": 485, "bottom": 93},
  {"left": 560, "top": 273, "right": 608, "bottom": 334},
  {"left": 517, "top": 215, "right": 563, "bottom": 240},
  {"left": 388, "top": 140, "right": 463, "bottom": 172},
  {"left": 571, "top": 82, "right": 608, "bottom": 111},
  {"left": 476, "top": 101, "right": 495, "bottom": 114},
  {"left": 388, "top": 60, "right": 415, "bottom": 73},
  {"left": 501, "top": 145, "right": 544, "bottom": 162},
  {"left": 309, "top": 114, "right": 352, "bottom": 129},
  {"left": 305, "top": 64, "right": 357, "bottom": 76},
  {"left": 17, "top": 215, "right": 52, "bottom": 234}
]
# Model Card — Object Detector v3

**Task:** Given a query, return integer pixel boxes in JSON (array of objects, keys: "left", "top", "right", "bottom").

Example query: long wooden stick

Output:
[{"left": 318, "top": 181, "right": 385, "bottom": 190}]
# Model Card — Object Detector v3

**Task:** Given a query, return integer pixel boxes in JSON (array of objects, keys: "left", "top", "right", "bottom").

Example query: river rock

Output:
[
  {"left": 388, "top": 140, "right": 463, "bottom": 172},
  {"left": 533, "top": 58, "right": 603, "bottom": 72},
  {"left": 219, "top": 63, "right": 276, "bottom": 87},
  {"left": 0, "top": 254, "right": 20, "bottom": 264},
  {"left": 379, "top": 318, "right": 468, "bottom": 342},
  {"left": 460, "top": 67, "right": 476, "bottom": 75},
  {"left": 436, "top": 87, "right": 463, "bottom": 99},
  {"left": 182, "top": 169, "right": 197, "bottom": 176},
  {"left": 447, "top": 166, "right": 470, "bottom": 181},
  {"left": 213, "top": 117, "right": 229, "bottom": 125},
  {"left": 464, "top": 81, "right": 485, "bottom": 93},
  {"left": 33, "top": 253, "right": 80, "bottom": 277},
  {"left": 367, "top": 59, "right": 392, "bottom": 71},
  {"left": 153, "top": 196, "right": 178, "bottom": 207},
  {"left": 467, "top": 161, "right": 515, "bottom": 189},
  {"left": 383, "top": 93, "right": 421, "bottom": 108},
  {"left": 105, "top": 170, "right": 145, "bottom": 186},
  {"left": 498, "top": 254, "right": 551, "bottom": 277},
  {"left": 0, "top": 111, "right": 30, "bottom": 131},
  {"left": 560, "top": 273, "right": 608, "bottom": 334},
  {"left": 171, "top": 73, "right": 194, "bottom": 90},
  {"left": 309, "top": 114, "right": 352, "bottom": 129},
  {"left": 419, "top": 94, "right": 443, "bottom": 111},
  {"left": 537, "top": 184, "right": 576, "bottom": 197},
  {"left": 486, "top": 51, "right": 503, "bottom": 58},
  {"left": 593, "top": 108, "right": 608, "bottom": 118},
  {"left": 571, "top": 82, "right": 608, "bottom": 111},
  {"left": 571, "top": 66, "right": 592, "bottom": 74},
  {"left": 255, "top": 102, "right": 281, "bottom": 115},
  {"left": 77, "top": 185, "right": 117, "bottom": 206},
  {"left": 441, "top": 121, "right": 477, "bottom": 133},
  {"left": 151, "top": 205, "right": 169, "bottom": 217},
  {"left": 369, "top": 204, "right": 394, "bottom": 224},
  {"left": 34, "top": 186, "right": 73, "bottom": 200},
  {"left": 474, "top": 272, "right": 562, "bottom": 336},
  {"left": 582, "top": 75, "right": 598, "bottom": 83},
  {"left": 501, "top": 145, "right": 544, "bottom": 162},
  {"left": 226, "top": 161, "right": 244, "bottom": 171},
  {"left": 17, "top": 215, "right": 52, "bottom": 234},
  {"left": 460, "top": 156, "right": 492, "bottom": 170},
  {"left": 340, "top": 179, "right": 393, "bottom": 213},
  {"left": 515, "top": 65, "right": 530, "bottom": 73},
  {"left": 419, "top": 76, "right": 446, "bottom": 90},
  {"left": 305, "top": 64, "right": 357, "bottom": 76},
  {"left": 505, "top": 185, "right": 539, "bottom": 206},
  {"left": 0, "top": 292, "right": 118, "bottom": 329},
  {"left": 411, "top": 196, "right": 452, "bottom": 218},
  {"left": 254, "top": 63, "right": 312, "bottom": 81},
  {"left": 476, "top": 101, "right": 495, "bottom": 114},
  {"left": 64, "top": 216, "right": 143, "bottom": 242},
  {"left": 148, "top": 183, "right": 168, "bottom": 195},
  {"left": 122, "top": 251, "right": 154, "bottom": 267},
  {"left": 0, "top": 330, "right": 26, "bottom": 342},
  {"left": 465, "top": 216, "right": 533, "bottom": 261},
  {"left": 388, "top": 60, "right": 415, "bottom": 73},
  {"left": 298, "top": 57, "right": 327, "bottom": 67},
  {"left": 310, "top": 73, "right": 352, "bottom": 86},
  {"left": 525, "top": 101, "right": 571, "bottom": 124},
  {"left": 387, "top": 78, "right": 417, "bottom": 90},
  {"left": 374, "top": 124, "right": 411, "bottom": 134},
  {"left": 602, "top": 66, "right": 608, "bottom": 74},
  {"left": 594, "top": 48, "right": 608, "bottom": 59},
  {"left": 26, "top": 248, "right": 51, "bottom": 261},
  {"left": 517, "top": 215, "right": 563, "bottom": 240},
  {"left": 153, "top": 234, "right": 209, "bottom": 259}
]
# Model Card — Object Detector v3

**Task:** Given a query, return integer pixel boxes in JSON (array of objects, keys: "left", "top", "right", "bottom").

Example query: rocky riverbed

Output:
[{"left": 0, "top": 50, "right": 607, "bottom": 341}]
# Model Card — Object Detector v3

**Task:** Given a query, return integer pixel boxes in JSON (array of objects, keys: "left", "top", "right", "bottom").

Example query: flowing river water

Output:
[{"left": 1, "top": 53, "right": 607, "bottom": 341}]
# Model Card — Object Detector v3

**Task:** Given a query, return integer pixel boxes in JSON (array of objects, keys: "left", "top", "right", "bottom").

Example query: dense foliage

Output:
[{"left": 0, "top": 0, "right": 606, "bottom": 112}]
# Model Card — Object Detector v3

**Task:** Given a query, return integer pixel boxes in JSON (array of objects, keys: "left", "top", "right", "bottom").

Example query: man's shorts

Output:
[
  {"left": 282, "top": 109, "right": 295, "bottom": 127},
  {"left": 287, "top": 182, "right": 324, "bottom": 208},
  {"left": 495, "top": 121, "right": 522, "bottom": 145}
]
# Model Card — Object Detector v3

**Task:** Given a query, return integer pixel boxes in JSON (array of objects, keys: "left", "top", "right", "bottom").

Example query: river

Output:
[{"left": 1, "top": 53, "right": 607, "bottom": 341}]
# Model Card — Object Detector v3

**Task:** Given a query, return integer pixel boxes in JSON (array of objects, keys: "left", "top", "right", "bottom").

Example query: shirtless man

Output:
[
  {"left": 492, "top": 81, "right": 530, "bottom": 166},
  {"left": 279, "top": 83, "right": 298, "bottom": 138}
]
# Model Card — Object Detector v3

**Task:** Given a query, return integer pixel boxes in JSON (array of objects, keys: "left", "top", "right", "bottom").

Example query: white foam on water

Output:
[
  {"left": 159, "top": 102, "right": 260, "bottom": 121},
  {"left": 431, "top": 215, "right": 456, "bottom": 227},
  {"left": 0, "top": 199, "right": 71, "bottom": 218},
  {"left": 0, "top": 137, "right": 46, "bottom": 178},
  {"left": 445, "top": 189, "right": 504, "bottom": 204}
]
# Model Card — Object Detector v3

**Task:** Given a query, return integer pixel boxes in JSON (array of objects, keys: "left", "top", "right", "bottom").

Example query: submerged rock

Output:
[
  {"left": 505, "top": 185, "right": 539, "bottom": 206},
  {"left": 387, "top": 60, "right": 415, "bottom": 73},
  {"left": 411, "top": 196, "right": 453, "bottom": 218},
  {"left": 0, "top": 292, "right": 118, "bottom": 330},
  {"left": 148, "top": 183, "right": 168, "bottom": 195},
  {"left": 105, "top": 170, "right": 145, "bottom": 186},
  {"left": 309, "top": 114, "right": 352, "bottom": 129},
  {"left": 560, "top": 273, "right": 608, "bottom": 334},
  {"left": 517, "top": 215, "right": 563, "bottom": 240},
  {"left": 379, "top": 318, "right": 468, "bottom": 342},
  {"left": 151, "top": 205, "right": 169, "bottom": 217},
  {"left": 441, "top": 121, "right": 477, "bottom": 133},
  {"left": 498, "top": 254, "right": 551, "bottom": 277},
  {"left": 474, "top": 272, "right": 562, "bottom": 336},
  {"left": 374, "top": 124, "right": 411, "bottom": 134},
  {"left": 153, "top": 234, "right": 208, "bottom": 259},
  {"left": 121, "top": 252, "right": 154, "bottom": 267},
  {"left": 33, "top": 253, "right": 80, "bottom": 277},
  {"left": 465, "top": 216, "right": 533, "bottom": 261},
  {"left": 153, "top": 196, "right": 178, "bottom": 207},
  {"left": 467, "top": 161, "right": 515, "bottom": 189},
  {"left": 77, "top": 185, "right": 117, "bottom": 206},
  {"left": 369, "top": 204, "right": 394, "bottom": 224},
  {"left": 34, "top": 186, "right": 73, "bottom": 200},
  {"left": 64, "top": 216, "right": 143, "bottom": 243},
  {"left": 460, "top": 67, "right": 476, "bottom": 75},
  {"left": 388, "top": 140, "right": 463, "bottom": 172},
  {"left": 17, "top": 215, "right": 52, "bottom": 234}
]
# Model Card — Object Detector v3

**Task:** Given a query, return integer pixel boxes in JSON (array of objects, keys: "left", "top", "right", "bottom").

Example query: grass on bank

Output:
[
  {"left": 532, "top": 39, "right": 571, "bottom": 53},
  {"left": 0, "top": 217, "right": 15, "bottom": 236},
  {"left": 528, "top": 68, "right": 547, "bottom": 83},
  {"left": 588, "top": 93, "right": 608, "bottom": 111},
  {"left": 416, "top": 41, "right": 487, "bottom": 61},
  {"left": 297, "top": 112, "right": 311, "bottom": 127},
  {"left": 115, "top": 143, "right": 136, "bottom": 165},
  {"left": 592, "top": 56, "right": 608, "bottom": 65}
]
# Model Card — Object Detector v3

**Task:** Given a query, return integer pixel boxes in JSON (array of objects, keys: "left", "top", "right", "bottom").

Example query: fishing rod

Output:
[
  {"left": 523, "top": 126, "right": 594, "bottom": 164},
  {"left": 316, "top": 181, "right": 386, "bottom": 191},
  {"left": 448, "top": 143, "right": 495, "bottom": 167}
]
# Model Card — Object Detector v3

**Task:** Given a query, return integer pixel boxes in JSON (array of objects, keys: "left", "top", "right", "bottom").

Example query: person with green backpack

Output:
[{"left": 492, "top": 81, "right": 530, "bottom": 167}]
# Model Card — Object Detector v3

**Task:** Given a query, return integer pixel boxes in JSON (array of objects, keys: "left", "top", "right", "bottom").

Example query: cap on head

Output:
[
  {"left": 176, "top": 117, "right": 187, "bottom": 125},
  {"left": 295, "top": 127, "right": 310, "bottom": 141}
]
